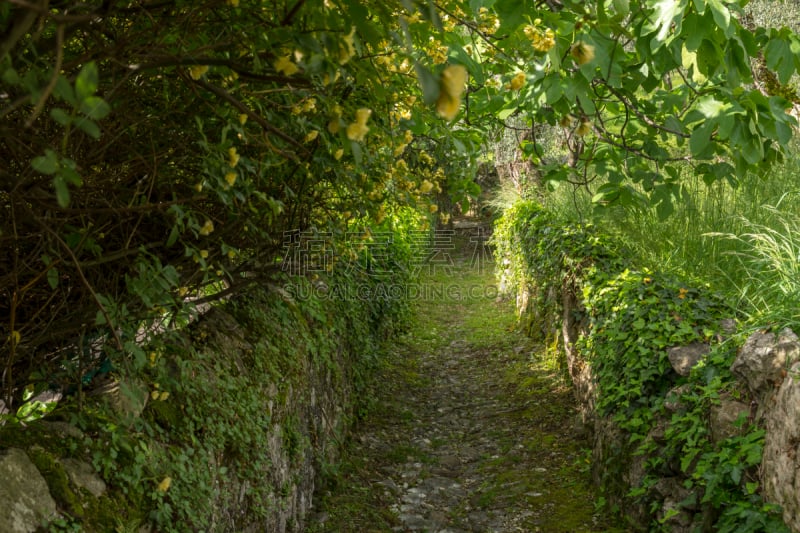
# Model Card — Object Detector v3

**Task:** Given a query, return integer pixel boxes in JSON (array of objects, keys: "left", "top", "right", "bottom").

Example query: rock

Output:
[
  {"left": 38, "top": 421, "right": 84, "bottom": 439},
  {"left": 731, "top": 328, "right": 800, "bottom": 398},
  {"left": 664, "top": 384, "right": 691, "bottom": 412},
  {"left": 762, "top": 361, "right": 800, "bottom": 532},
  {"left": 0, "top": 447, "right": 58, "bottom": 532},
  {"left": 60, "top": 457, "right": 107, "bottom": 497},
  {"left": 667, "top": 343, "right": 710, "bottom": 377},
  {"left": 708, "top": 396, "right": 750, "bottom": 442}
]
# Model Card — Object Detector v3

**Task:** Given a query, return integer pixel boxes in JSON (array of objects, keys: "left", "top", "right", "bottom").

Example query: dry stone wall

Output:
[
  {"left": 495, "top": 201, "right": 796, "bottom": 531},
  {"left": 0, "top": 278, "right": 403, "bottom": 532}
]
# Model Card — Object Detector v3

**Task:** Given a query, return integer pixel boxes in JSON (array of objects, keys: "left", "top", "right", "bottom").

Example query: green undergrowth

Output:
[
  {"left": 494, "top": 201, "right": 790, "bottom": 532},
  {"left": 0, "top": 238, "right": 412, "bottom": 531}
]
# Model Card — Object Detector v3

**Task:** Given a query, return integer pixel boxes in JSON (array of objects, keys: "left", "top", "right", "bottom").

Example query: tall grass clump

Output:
[
  {"left": 706, "top": 201, "right": 800, "bottom": 327},
  {"left": 539, "top": 152, "right": 800, "bottom": 327}
]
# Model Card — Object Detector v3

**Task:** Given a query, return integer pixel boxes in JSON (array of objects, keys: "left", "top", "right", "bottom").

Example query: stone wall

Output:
[{"left": 0, "top": 279, "right": 401, "bottom": 532}]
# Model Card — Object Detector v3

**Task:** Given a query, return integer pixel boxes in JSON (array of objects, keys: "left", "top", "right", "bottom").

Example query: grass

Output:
[{"left": 539, "top": 153, "right": 800, "bottom": 329}]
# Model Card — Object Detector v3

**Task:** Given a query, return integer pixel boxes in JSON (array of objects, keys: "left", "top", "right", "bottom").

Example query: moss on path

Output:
[{"left": 307, "top": 228, "right": 620, "bottom": 532}]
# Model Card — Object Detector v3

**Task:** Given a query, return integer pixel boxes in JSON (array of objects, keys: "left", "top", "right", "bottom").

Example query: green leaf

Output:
[
  {"left": 647, "top": 0, "right": 688, "bottom": 49},
  {"left": 75, "top": 62, "right": 99, "bottom": 101},
  {"left": 696, "top": 96, "right": 728, "bottom": 118},
  {"left": 1, "top": 65, "right": 20, "bottom": 85},
  {"left": 497, "top": 107, "right": 516, "bottom": 120},
  {"left": 414, "top": 62, "right": 440, "bottom": 105},
  {"left": 74, "top": 117, "right": 101, "bottom": 139},
  {"left": 47, "top": 268, "right": 59, "bottom": 290},
  {"left": 80, "top": 96, "right": 111, "bottom": 120},
  {"left": 50, "top": 108, "right": 72, "bottom": 126},
  {"left": 53, "top": 175, "right": 70, "bottom": 207},
  {"left": 53, "top": 75, "right": 77, "bottom": 106},
  {"left": 689, "top": 122, "right": 713, "bottom": 158},
  {"left": 494, "top": 0, "right": 530, "bottom": 34},
  {"left": 706, "top": 0, "right": 731, "bottom": 36},
  {"left": 32, "top": 150, "right": 59, "bottom": 175}
]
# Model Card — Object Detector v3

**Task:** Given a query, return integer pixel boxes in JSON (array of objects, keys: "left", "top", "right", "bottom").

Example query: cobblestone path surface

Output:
[{"left": 307, "top": 230, "right": 618, "bottom": 533}]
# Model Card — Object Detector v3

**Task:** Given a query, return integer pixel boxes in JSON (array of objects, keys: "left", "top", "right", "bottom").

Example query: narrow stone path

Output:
[{"left": 307, "top": 229, "right": 618, "bottom": 533}]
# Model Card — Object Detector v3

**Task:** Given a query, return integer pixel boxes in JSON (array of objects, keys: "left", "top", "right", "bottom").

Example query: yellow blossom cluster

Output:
[
  {"left": 188, "top": 65, "right": 209, "bottom": 80},
  {"left": 430, "top": 42, "right": 449, "bottom": 65},
  {"left": 228, "top": 147, "right": 239, "bottom": 167},
  {"left": 328, "top": 104, "right": 343, "bottom": 133},
  {"left": 576, "top": 119, "right": 592, "bottom": 136},
  {"left": 571, "top": 41, "right": 595, "bottom": 65},
  {"left": 523, "top": 23, "right": 556, "bottom": 52},
  {"left": 346, "top": 108, "right": 372, "bottom": 142},
  {"left": 292, "top": 98, "right": 316, "bottom": 115},
  {"left": 199, "top": 219, "right": 214, "bottom": 236},
  {"left": 404, "top": 11, "right": 422, "bottom": 24},
  {"left": 339, "top": 28, "right": 356, "bottom": 65},
  {"left": 393, "top": 129, "right": 414, "bottom": 156},
  {"left": 274, "top": 54, "right": 299, "bottom": 76},
  {"left": 436, "top": 64, "right": 467, "bottom": 121},
  {"left": 506, "top": 71, "right": 526, "bottom": 91},
  {"left": 477, "top": 7, "right": 499, "bottom": 34}
]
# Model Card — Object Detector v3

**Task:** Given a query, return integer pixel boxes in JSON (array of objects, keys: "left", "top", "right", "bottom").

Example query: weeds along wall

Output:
[
  {"left": 0, "top": 252, "right": 410, "bottom": 532},
  {"left": 494, "top": 201, "right": 793, "bottom": 532}
]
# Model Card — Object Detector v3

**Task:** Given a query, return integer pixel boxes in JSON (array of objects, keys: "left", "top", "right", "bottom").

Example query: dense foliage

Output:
[
  {"left": 4, "top": 0, "right": 800, "bottom": 413},
  {"left": 494, "top": 200, "right": 790, "bottom": 531}
]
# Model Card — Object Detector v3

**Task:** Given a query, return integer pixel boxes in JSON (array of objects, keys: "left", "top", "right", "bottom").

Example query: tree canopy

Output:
[{"left": 2, "top": 0, "right": 799, "bottom": 402}]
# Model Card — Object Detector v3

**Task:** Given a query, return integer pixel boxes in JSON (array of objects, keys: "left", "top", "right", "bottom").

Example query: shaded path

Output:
[{"left": 307, "top": 227, "right": 618, "bottom": 532}]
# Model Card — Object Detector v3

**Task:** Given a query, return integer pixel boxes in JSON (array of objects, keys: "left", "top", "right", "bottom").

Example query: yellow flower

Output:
[
  {"left": 678, "top": 288, "right": 689, "bottom": 299},
  {"left": 340, "top": 27, "right": 356, "bottom": 65},
  {"left": 194, "top": 182, "right": 203, "bottom": 192},
  {"left": 157, "top": 477, "right": 172, "bottom": 492},
  {"left": 199, "top": 220, "right": 214, "bottom": 236},
  {"left": 238, "top": 113, "right": 248, "bottom": 125},
  {"left": 576, "top": 120, "right": 592, "bottom": 137},
  {"left": 200, "top": 249, "right": 209, "bottom": 259},
  {"left": 224, "top": 172, "right": 237, "bottom": 187},
  {"left": 227, "top": 0, "right": 239, "bottom": 5},
  {"left": 150, "top": 390, "right": 160, "bottom": 400},
  {"left": 559, "top": 114, "right": 574, "bottom": 127},
  {"left": 571, "top": 42, "right": 595, "bottom": 65},
  {"left": 404, "top": 130, "right": 413, "bottom": 143},
  {"left": 274, "top": 55, "right": 299, "bottom": 76},
  {"left": 159, "top": 391, "right": 170, "bottom": 401},
  {"left": 509, "top": 71, "right": 526, "bottom": 91},
  {"left": 178, "top": 286, "right": 188, "bottom": 297},
  {"left": 228, "top": 147, "right": 239, "bottom": 167},
  {"left": 227, "top": 249, "right": 236, "bottom": 259},
  {"left": 304, "top": 130, "right": 319, "bottom": 143},
  {"left": 419, "top": 180, "right": 434, "bottom": 194},
  {"left": 346, "top": 108, "right": 372, "bottom": 142},
  {"left": 428, "top": 204, "right": 439, "bottom": 213},
  {"left": 188, "top": 65, "right": 208, "bottom": 80},
  {"left": 334, "top": 148, "right": 344, "bottom": 160},
  {"left": 436, "top": 64, "right": 467, "bottom": 121}
]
